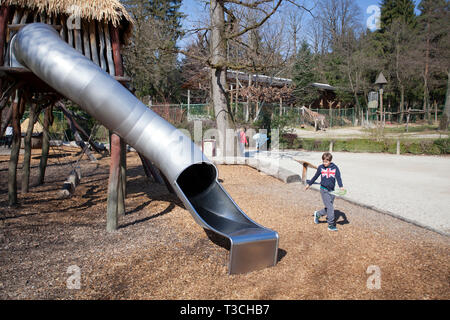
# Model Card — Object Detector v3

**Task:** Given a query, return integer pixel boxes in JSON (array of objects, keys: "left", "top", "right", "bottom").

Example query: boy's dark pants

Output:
[{"left": 318, "top": 188, "right": 336, "bottom": 226}]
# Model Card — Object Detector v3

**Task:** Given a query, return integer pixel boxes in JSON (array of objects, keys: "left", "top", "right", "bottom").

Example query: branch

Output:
[
  {"left": 225, "top": 0, "right": 275, "bottom": 8},
  {"left": 285, "top": 0, "right": 316, "bottom": 19},
  {"left": 0, "top": 80, "right": 26, "bottom": 111},
  {"left": 226, "top": 0, "right": 283, "bottom": 39}
]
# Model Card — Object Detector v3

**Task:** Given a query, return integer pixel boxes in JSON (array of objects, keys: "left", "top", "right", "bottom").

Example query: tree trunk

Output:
[
  {"left": 443, "top": 71, "right": 450, "bottom": 130},
  {"left": 400, "top": 85, "right": 405, "bottom": 124},
  {"left": 424, "top": 20, "right": 431, "bottom": 124},
  {"left": 38, "top": 106, "right": 53, "bottom": 185},
  {"left": 21, "top": 103, "right": 38, "bottom": 193},
  {"left": 8, "top": 93, "right": 22, "bottom": 206},
  {"left": 210, "top": 0, "right": 233, "bottom": 157},
  {"left": 245, "top": 74, "right": 251, "bottom": 122}
]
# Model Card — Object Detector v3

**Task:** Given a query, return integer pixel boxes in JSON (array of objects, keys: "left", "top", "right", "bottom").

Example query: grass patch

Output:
[{"left": 362, "top": 124, "right": 440, "bottom": 134}]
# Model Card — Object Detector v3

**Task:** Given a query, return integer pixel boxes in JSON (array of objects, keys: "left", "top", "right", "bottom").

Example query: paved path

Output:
[{"left": 248, "top": 150, "right": 450, "bottom": 236}]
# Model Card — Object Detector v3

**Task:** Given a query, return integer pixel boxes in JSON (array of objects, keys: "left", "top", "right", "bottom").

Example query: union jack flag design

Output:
[{"left": 321, "top": 168, "right": 336, "bottom": 178}]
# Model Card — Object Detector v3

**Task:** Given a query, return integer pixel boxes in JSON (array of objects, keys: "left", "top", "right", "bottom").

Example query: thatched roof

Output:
[
  {"left": 3, "top": 0, "right": 134, "bottom": 28},
  {"left": 20, "top": 117, "right": 43, "bottom": 134}
]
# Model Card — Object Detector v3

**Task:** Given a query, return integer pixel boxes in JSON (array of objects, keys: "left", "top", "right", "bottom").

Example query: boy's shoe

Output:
[
  {"left": 327, "top": 225, "right": 338, "bottom": 232},
  {"left": 314, "top": 211, "right": 320, "bottom": 224}
]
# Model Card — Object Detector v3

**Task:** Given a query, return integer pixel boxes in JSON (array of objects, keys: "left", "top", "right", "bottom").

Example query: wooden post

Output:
[
  {"left": 246, "top": 75, "right": 251, "bottom": 122},
  {"left": 106, "top": 133, "right": 121, "bottom": 232},
  {"left": 301, "top": 163, "right": 308, "bottom": 185},
  {"left": 22, "top": 102, "right": 38, "bottom": 193},
  {"left": 187, "top": 89, "right": 190, "bottom": 118},
  {"left": 106, "top": 25, "right": 126, "bottom": 225},
  {"left": 396, "top": 139, "right": 401, "bottom": 155},
  {"left": 379, "top": 88, "right": 384, "bottom": 128},
  {"left": 279, "top": 97, "right": 283, "bottom": 116},
  {"left": 235, "top": 73, "right": 239, "bottom": 115},
  {"left": 8, "top": 91, "right": 22, "bottom": 206},
  {"left": 230, "top": 84, "right": 233, "bottom": 116},
  {"left": 406, "top": 109, "right": 410, "bottom": 133},
  {"left": 117, "top": 138, "right": 126, "bottom": 217},
  {"left": 434, "top": 101, "right": 437, "bottom": 123},
  {"left": 0, "top": 4, "right": 9, "bottom": 111},
  {"left": 38, "top": 106, "right": 53, "bottom": 185},
  {"left": 113, "top": 25, "right": 126, "bottom": 214}
]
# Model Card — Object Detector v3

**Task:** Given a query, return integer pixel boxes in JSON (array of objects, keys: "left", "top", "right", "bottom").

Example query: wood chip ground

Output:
[{"left": 0, "top": 148, "right": 449, "bottom": 299}]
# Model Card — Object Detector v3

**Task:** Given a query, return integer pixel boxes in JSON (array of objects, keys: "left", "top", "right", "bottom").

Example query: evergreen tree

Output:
[
  {"left": 417, "top": 0, "right": 449, "bottom": 122},
  {"left": 122, "top": 0, "right": 185, "bottom": 101},
  {"left": 292, "top": 41, "right": 319, "bottom": 107},
  {"left": 380, "top": 0, "right": 417, "bottom": 31}
]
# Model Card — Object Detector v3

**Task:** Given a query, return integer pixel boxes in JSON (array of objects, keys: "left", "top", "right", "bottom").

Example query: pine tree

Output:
[
  {"left": 417, "top": 0, "right": 449, "bottom": 123},
  {"left": 292, "top": 41, "right": 319, "bottom": 107},
  {"left": 122, "top": 0, "right": 185, "bottom": 101},
  {"left": 380, "top": 0, "right": 417, "bottom": 31}
]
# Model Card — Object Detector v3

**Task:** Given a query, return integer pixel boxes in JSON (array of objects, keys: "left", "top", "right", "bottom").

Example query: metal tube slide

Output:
[{"left": 13, "top": 23, "right": 278, "bottom": 274}]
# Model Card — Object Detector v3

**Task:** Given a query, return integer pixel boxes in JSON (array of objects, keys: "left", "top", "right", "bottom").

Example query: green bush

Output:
[
  {"left": 433, "top": 138, "right": 450, "bottom": 154},
  {"left": 292, "top": 137, "right": 449, "bottom": 155}
]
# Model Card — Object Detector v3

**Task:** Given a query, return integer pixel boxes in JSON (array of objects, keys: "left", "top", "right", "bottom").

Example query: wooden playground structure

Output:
[{"left": 0, "top": 0, "right": 168, "bottom": 231}]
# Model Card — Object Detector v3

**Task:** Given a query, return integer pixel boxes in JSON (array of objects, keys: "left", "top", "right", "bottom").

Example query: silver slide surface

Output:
[{"left": 12, "top": 23, "right": 278, "bottom": 274}]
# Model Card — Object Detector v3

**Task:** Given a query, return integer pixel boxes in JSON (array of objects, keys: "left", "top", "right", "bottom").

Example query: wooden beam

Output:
[
  {"left": 138, "top": 152, "right": 164, "bottom": 184},
  {"left": 58, "top": 168, "right": 81, "bottom": 199}
]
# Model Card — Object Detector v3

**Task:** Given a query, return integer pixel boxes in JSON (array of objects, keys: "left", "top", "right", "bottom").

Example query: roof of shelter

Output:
[
  {"left": 3, "top": 0, "right": 134, "bottom": 29},
  {"left": 311, "top": 82, "right": 336, "bottom": 91}
]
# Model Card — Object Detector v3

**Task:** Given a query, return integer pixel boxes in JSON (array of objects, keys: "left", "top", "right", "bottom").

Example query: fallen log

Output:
[{"left": 58, "top": 168, "right": 81, "bottom": 199}]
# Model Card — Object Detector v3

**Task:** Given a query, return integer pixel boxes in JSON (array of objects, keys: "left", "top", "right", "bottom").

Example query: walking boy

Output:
[{"left": 305, "top": 152, "right": 344, "bottom": 231}]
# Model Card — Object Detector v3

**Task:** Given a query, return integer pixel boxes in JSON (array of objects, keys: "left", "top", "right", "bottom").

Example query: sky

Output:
[{"left": 178, "top": 0, "right": 421, "bottom": 48}]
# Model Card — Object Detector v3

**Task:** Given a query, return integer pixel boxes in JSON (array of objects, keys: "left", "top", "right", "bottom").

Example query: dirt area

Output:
[
  {"left": 292, "top": 124, "right": 449, "bottom": 140},
  {"left": 0, "top": 148, "right": 449, "bottom": 300}
]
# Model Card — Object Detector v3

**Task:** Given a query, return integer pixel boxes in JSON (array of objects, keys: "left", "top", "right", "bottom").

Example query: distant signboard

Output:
[{"left": 368, "top": 91, "right": 378, "bottom": 108}]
